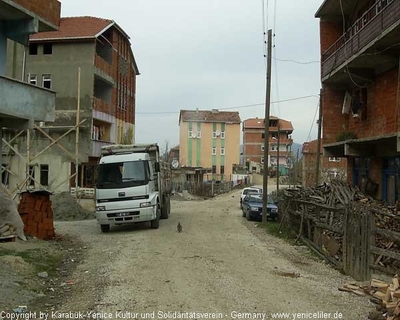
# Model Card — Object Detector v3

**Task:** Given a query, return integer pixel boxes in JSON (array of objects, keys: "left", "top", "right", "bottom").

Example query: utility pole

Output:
[
  {"left": 276, "top": 123, "right": 280, "bottom": 193},
  {"left": 75, "top": 67, "right": 81, "bottom": 198},
  {"left": 315, "top": 89, "right": 323, "bottom": 187},
  {"left": 262, "top": 29, "right": 272, "bottom": 225}
]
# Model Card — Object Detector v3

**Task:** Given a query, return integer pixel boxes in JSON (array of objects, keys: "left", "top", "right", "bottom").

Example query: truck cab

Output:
[{"left": 95, "top": 144, "right": 171, "bottom": 232}]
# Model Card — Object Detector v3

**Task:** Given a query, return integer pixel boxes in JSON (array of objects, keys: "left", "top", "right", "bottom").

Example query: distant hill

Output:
[{"left": 292, "top": 142, "right": 302, "bottom": 159}]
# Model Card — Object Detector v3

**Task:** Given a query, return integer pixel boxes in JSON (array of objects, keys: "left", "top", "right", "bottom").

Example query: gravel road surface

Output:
[{"left": 53, "top": 190, "right": 373, "bottom": 319}]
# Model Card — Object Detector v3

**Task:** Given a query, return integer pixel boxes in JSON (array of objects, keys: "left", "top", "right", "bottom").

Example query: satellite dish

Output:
[{"left": 171, "top": 159, "right": 179, "bottom": 169}]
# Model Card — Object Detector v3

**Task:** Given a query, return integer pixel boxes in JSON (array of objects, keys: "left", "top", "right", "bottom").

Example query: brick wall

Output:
[
  {"left": 322, "top": 86, "right": 347, "bottom": 144},
  {"left": 11, "top": 0, "right": 61, "bottom": 28},
  {"left": 323, "top": 68, "right": 399, "bottom": 143},
  {"left": 319, "top": 20, "right": 342, "bottom": 56}
]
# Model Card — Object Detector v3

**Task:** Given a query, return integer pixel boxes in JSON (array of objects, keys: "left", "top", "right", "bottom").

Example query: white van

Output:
[{"left": 239, "top": 187, "right": 263, "bottom": 209}]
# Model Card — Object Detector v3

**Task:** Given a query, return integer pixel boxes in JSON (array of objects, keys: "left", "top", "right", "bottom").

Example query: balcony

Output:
[
  {"left": 0, "top": 0, "right": 61, "bottom": 31},
  {"left": 0, "top": 75, "right": 55, "bottom": 127},
  {"left": 94, "top": 54, "right": 115, "bottom": 85},
  {"left": 321, "top": 0, "right": 400, "bottom": 82}
]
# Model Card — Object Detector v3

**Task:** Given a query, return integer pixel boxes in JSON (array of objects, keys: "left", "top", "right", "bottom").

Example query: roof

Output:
[
  {"left": 30, "top": 16, "right": 114, "bottom": 41},
  {"left": 302, "top": 139, "right": 322, "bottom": 154},
  {"left": 243, "top": 117, "right": 294, "bottom": 131},
  {"left": 179, "top": 109, "right": 241, "bottom": 124}
]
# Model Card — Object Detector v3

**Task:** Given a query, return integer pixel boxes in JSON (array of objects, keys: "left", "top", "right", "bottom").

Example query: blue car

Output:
[{"left": 241, "top": 194, "right": 278, "bottom": 221}]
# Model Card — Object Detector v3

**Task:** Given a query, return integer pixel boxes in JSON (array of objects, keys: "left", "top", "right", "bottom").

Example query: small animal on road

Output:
[{"left": 177, "top": 222, "right": 182, "bottom": 233}]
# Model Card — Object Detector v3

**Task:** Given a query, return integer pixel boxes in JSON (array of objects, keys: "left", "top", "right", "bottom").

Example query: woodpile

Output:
[
  {"left": 18, "top": 191, "right": 55, "bottom": 240},
  {"left": 340, "top": 276, "right": 400, "bottom": 319},
  {"left": 0, "top": 223, "right": 17, "bottom": 242},
  {"left": 0, "top": 223, "right": 17, "bottom": 237}
]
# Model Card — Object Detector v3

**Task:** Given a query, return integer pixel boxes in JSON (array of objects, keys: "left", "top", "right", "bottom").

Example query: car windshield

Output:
[
  {"left": 96, "top": 160, "right": 149, "bottom": 189},
  {"left": 247, "top": 195, "right": 275, "bottom": 204},
  {"left": 244, "top": 189, "right": 260, "bottom": 195}
]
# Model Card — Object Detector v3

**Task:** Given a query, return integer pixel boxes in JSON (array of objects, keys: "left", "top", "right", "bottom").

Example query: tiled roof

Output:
[
  {"left": 30, "top": 16, "right": 113, "bottom": 41},
  {"left": 243, "top": 117, "right": 294, "bottom": 131},
  {"left": 179, "top": 109, "right": 241, "bottom": 124},
  {"left": 302, "top": 139, "right": 322, "bottom": 154}
]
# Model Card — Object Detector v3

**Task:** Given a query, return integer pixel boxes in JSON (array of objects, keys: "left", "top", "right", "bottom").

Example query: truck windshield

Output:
[{"left": 96, "top": 161, "right": 149, "bottom": 189}]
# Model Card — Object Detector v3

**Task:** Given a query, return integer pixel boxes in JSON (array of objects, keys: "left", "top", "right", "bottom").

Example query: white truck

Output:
[{"left": 95, "top": 143, "right": 171, "bottom": 232}]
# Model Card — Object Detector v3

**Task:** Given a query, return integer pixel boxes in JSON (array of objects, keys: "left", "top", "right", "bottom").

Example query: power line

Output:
[
  {"left": 307, "top": 99, "right": 320, "bottom": 142},
  {"left": 273, "top": 57, "right": 320, "bottom": 65},
  {"left": 136, "top": 95, "right": 320, "bottom": 115}
]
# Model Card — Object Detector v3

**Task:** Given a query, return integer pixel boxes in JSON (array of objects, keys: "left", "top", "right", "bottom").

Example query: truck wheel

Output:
[
  {"left": 100, "top": 224, "right": 110, "bottom": 233},
  {"left": 161, "top": 195, "right": 170, "bottom": 219},
  {"left": 151, "top": 203, "right": 160, "bottom": 229}
]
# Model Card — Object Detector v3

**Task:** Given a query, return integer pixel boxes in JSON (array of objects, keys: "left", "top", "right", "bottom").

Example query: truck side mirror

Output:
[{"left": 155, "top": 162, "right": 160, "bottom": 173}]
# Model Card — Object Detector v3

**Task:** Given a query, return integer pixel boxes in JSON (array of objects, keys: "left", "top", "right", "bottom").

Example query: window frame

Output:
[
  {"left": 40, "top": 164, "right": 49, "bottom": 186},
  {"left": 212, "top": 147, "right": 217, "bottom": 155},
  {"left": 220, "top": 147, "right": 225, "bottom": 155},
  {"left": 42, "top": 74, "right": 52, "bottom": 89}
]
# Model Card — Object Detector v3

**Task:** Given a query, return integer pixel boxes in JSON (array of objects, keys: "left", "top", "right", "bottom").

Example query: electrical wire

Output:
[
  {"left": 306, "top": 99, "right": 320, "bottom": 142},
  {"left": 273, "top": 57, "right": 320, "bottom": 64},
  {"left": 339, "top": 0, "right": 372, "bottom": 88},
  {"left": 136, "top": 95, "right": 320, "bottom": 115}
]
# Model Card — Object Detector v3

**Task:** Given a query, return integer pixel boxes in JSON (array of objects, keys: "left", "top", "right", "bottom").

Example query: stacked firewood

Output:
[
  {"left": 0, "top": 223, "right": 17, "bottom": 237},
  {"left": 340, "top": 275, "right": 400, "bottom": 319}
]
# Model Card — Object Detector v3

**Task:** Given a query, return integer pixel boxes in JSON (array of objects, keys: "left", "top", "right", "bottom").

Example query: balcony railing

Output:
[
  {"left": 321, "top": 0, "right": 399, "bottom": 78},
  {"left": 0, "top": 75, "right": 55, "bottom": 123},
  {"left": 94, "top": 54, "right": 114, "bottom": 78}
]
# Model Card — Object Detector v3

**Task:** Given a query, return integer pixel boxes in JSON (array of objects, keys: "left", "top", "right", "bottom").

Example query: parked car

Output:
[
  {"left": 240, "top": 187, "right": 262, "bottom": 209},
  {"left": 241, "top": 194, "right": 278, "bottom": 221}
]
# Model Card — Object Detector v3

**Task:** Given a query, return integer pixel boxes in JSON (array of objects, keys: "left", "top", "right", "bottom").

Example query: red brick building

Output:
[
  {"left": 242, "top": 117, "right": 293, "bottom": 175},
  {"left": 316, "top": 0, "right": 399, "bottom": 203},
  {"left": 302, "top": 139, "right": 347, "bottom": 188}
]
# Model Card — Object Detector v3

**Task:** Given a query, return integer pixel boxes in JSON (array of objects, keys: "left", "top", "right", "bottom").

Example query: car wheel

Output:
[
  {"left": 246, "top": 210, "right": 251, "bottom": 221},
  {"left": 100, "top": 224, "right": 110, "bottom": 233},
  {"left": 242, "top": 209, "right": 246, "bottom": 217}
]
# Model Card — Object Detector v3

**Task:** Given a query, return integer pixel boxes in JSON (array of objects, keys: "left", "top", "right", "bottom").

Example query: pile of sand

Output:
[{"left": 51, "top": 192, "right": 94, "bottom": 221}]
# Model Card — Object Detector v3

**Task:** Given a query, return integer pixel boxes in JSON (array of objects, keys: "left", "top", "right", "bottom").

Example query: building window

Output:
[
  {"left": 220, "top": 165, "right": 225, "bottom": 175},
  {"left": 212, "top": 165, "right": 216, "bottom": 174},
  {"left": 42, "top": 75, "right": 52, "bottom": 89},
  {"left": 261, "top": 145, "right": 264, "bottom": 151},
  {"left": 221, "top": 131, "right": 225, "bottom": 139},
  {"left": 28, "top": 74, "right": 37, "bottom": 85},
  {"left": 197, "top": 131, "right": 201, "bottom": 138},
  {"left": 29, "top": 43, "right": 38, "bottom": 55},
  {"left": 40, "top": 164, "right": 49, "bottom": 186},
  {"left": 261, "top": 157, "right": 264, "bottom": 164},
  {"left": 43, "top": 43, "right": 53, "bottom": 55},
  {"left": 261, "top": 133, "right": 265, "bottom": 139},
  {"left": 213, "top": 131, "right": 217, "bottom": 139},
  {"left": 220, "top": 147, "right": 225, "bottom": 155},
  {"left": 28, "top": 165, "right": 35, "bottom": 186},
  {"left": 212, "top": 147, "right": 216, "bottom": 155},
  {"left": 188, "top": 131, "right": 193, "bottom": 138},
  {"left": 329, "top": 157, "right": 341, "bottom": 162}
]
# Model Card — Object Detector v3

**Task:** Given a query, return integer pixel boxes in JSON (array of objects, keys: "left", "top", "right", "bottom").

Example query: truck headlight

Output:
[
  {"left": 96, "top": 206, "right": 106, "bottom": 211},
  {"left": 140, "top": 202, "right": 152, "bottom": 208}
]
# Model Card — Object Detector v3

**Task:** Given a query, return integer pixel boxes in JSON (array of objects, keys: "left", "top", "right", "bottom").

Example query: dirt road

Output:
[{"left": 53, "top": 190, "right": 373, "bottom": 319}]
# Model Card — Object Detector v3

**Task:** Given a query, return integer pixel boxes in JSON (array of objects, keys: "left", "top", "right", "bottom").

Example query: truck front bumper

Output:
[{"left": 96, "top": 206, "right": 155, "bottom": 226}]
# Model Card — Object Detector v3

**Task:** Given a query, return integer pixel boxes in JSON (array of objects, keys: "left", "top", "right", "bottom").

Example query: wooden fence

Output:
[{"left": 280, "top": 182, "right": 400, "bottom": 281}]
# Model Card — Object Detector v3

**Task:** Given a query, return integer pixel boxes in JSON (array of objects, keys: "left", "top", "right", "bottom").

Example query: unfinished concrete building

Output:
[
  {"left": 1, "top": 0, "right": 60, "bottom": 190},
  {"left": 4, "top": 16, "right": 139, "bottom": 193}
]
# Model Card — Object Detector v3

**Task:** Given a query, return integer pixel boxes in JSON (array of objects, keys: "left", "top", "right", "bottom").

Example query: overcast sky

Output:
[{"left": 61, "top": 0, "right": 323, "bottom": 148}]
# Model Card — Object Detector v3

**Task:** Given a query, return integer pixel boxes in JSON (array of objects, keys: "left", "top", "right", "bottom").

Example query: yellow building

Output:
[{"left": 179, "top": 109, "right": 241, "bottom": 181}]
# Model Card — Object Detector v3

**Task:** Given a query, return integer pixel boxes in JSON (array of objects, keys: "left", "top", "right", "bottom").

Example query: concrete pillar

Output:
[
  {"left": 0, "top": 22, "right": 6, "bottom": 76},
  {"left": 0, "top": 123, "right": 3, "bottom": 184}
]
